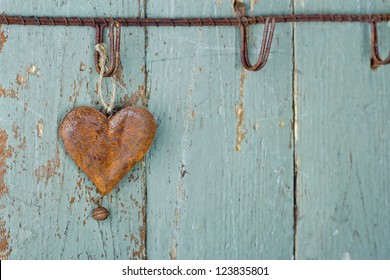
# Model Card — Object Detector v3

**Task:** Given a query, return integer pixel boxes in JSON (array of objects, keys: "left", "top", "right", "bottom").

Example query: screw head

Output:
[{"left": 92, "top": 206, "right": 109, "bottom": 221}]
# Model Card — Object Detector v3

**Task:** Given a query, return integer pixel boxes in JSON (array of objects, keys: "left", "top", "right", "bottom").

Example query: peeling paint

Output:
[
  {"left": 79, "top": 62, "right": 86, "bottom": 71},
  {"left": 114, "top": 64, "right": 127, "bottom": 88},
  {"left": 37, "top": 120, "right": 44, "bottom": 138},
  {"left": 235, "top": 68, "right": 246, "bottom": 152},
  {"left": 0, "top": 129, "right": 12, "bottom": 197},
  {"left": 19, "top": 65, "right": 40, "bottom": 89},
  {"left": 169, "top": 244, "right": 177, "bottom": 260},
  {"left": 1, "top": 65, "right": 39, "bottom": 99},
  {"left": 136, "top": 160, "right": 147, "bottom": 260},
  {"left": 12, "top": 123, "right": 19, "bottom": 140},
  {"left": 18, "top": 137, "right": 26, "bottom": 150},
  {"left": 173, "top": 206, "right": 180, "bottom": 228},
  {"left": 35, "top": 142, "right": 61, "bottom": 186},
  {"left": 0, "top": 218, "right": 12, "bottom": 260},
  {"left": 278, "top": 120, "right": 285, "bottom": 128},
  {"left": 120, "top": 84, "right": 145, "bottom": 107},
  {"left": 216, "top": 0, "right": 241, "bottom": 11},
  {"left": 76, "top": 177, "right": 83, "bottom": 189},
  {"left": 72, "top": 80, "right": 80, "bottom": 105},
  {"left": 27, "top": 65, "right": 40, "bottom": 77},
  {"left": 250, "top": 0, "right": 259, "bottom": 12},
  {"left": 0, "top": 25, "right": 7, "bottom": 53},
  {"left": 130, "top": 234, "right": 140, "bottom": 247},
  {"left": 0, "top": 84, "right": 18, "bottom": 99},
  {"left": 0, "top": 129, "right": 13, "bottom": 258},
  {"left": 15, "top": 74, "right": 24, "bottom": 86}
]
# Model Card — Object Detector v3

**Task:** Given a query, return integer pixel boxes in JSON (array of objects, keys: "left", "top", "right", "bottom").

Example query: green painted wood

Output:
[
  {"left": 294, "top": 0, "right": 390, "bottom": 259},
  {"left": 2, "top": 0, "right": 388, "bottom": 261},
  {"left": 0, "top": 0, "right": 147, "bottom": 259},
  {"left": 146, "top": 0, "right": 294, "bottom": 259}
]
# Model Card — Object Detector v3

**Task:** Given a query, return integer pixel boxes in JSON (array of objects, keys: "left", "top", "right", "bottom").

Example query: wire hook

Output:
[
  {"left": 235, "top": 2, "right": 276, "bottom": 71},
  {"left": 370, "top": 21, "right": 390, "bottom": 70},
  {"left": 94, "top": 20, "right": 121, "bottom": 77}
]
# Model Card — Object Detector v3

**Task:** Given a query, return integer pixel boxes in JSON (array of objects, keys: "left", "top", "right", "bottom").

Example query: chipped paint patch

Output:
[
  {"left": 27, "top": 65, "right": 40, "bottom": 77},
  {"left": 12, "top": 123, "right": 26, "bottom": 150},
  {"left": 169, "top": 244, "right": 177, "bottom": 260},
  {"left": 12, "top": 123, "right": 19, "bottom": 140},
  {"left": 79, "top": 62, "right": 86, "bottom": 71},
  {"left": 1, "top": 65, "right": 40, "bottom": 99},
  {"left": 114, "top": 64, "right": 127, "bottom": 88},
  {"left": 0, "top": 129, "right": 12, "bottom": 259},
  {"left": 18, "top": 138, "right": 26, "bottom": 150},
  {"left": 37, "top": 120, "right": 44, "bottom": 138},
  {"left": 15, "top": 74, "right": 25, "bottom": 86},
  {"left": 69, "top": 79, "right": 85, "bottom": 105},
  {"left": 21, "top": 64, "right": 40, "bottom": 89},
  {"left": 0, "top": 84, "right": 18, "bottom": 99},
  {"left": 120, "top": 84, "right": 145, "bottom": 107},
  {"left": 278, "top": 120, "right": 285, "bottom": 128},
  {"left": 0, "top": 26, "right": 7, "bottom": 53},
  {"left": 35, "top": 142, "right": 61, "bottom": 186},
  {"left": 300, "top": 0, "right": 305, "bottom": 7},
  {"left": 235, "top": 68, "right": 246, "bottom": 152},
  {"left": 0, "top": 218, "right": 12, "bottom": 260},
  {"left": 133, "top": 163, "right": 147, "bottom": 260},
  {"left": 250, "top": 0, "right": 259, "bottom": 12},
  {"left": 0, "top": 129, "right": 12, "bottom": 198}
]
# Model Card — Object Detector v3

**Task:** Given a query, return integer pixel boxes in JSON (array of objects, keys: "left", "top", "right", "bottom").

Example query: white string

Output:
[{"left": 95, "top": 43, "right": 116, "bottom": 115}]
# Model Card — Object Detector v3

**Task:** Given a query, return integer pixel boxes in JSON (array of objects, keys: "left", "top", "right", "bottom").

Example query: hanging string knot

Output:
[{"left": 95, "top": 43, "right": 116, "bottom": 116}]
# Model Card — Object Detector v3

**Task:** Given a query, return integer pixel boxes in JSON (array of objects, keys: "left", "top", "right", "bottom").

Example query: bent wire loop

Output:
[
  {"left": 370, "top": 21, "right": 390, "bottom": 69},
  {"left": 235, "top": 2, "right": 276, "bottom": 71},
  {"left": 1, "top": 1, "right": 390, "bottom": 72},
  {"left": 239, "top": 16, "right": 276, "bottom": 71},
  {"left": 94, "top": 21, "right": 121, "bottom": 77}
]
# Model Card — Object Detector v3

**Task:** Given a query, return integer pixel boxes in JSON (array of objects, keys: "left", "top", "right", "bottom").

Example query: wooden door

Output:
[{"left": 0, "top": 0, "right": 389, "bottom": 260}]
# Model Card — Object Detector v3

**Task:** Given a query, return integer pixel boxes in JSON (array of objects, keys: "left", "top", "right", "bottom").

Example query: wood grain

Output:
[
  {"left": 146, "top": 0, "right": 294, "bottom": 259},
  {"left": 0, "top": 0, "right": 148, "bottom": 259},
  {"left": 294, "top": 0, "right": 390, "bottom": 259},
  {"left": 1, "top": 0, "right": 389, "bottom": 260}
]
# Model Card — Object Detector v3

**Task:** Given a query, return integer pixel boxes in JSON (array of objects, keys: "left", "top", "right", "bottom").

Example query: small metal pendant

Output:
[
  {"left": 92, "top": 196, "right": 109, "bottom": 221},
  {"left": 93, "top": 206, "right": 110, "bottom": 221}
]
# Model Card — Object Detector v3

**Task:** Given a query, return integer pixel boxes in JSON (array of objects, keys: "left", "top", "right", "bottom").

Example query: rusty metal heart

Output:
[{"left": 60, "top": 106, "right": 157, "bottom": 196}]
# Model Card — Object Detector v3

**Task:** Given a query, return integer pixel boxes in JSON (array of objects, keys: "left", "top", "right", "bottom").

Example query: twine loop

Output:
[{"left": 95, "top": 43, "right": 116, "bottom": 115}]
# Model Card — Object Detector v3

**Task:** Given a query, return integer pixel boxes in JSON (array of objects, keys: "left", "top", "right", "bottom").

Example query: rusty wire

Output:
[
  {"left": 1, "top": 14, "right": 390, "bottom": 27},
  {"left": 95, "top": 21, "right": 121, "bottom": 77},
  {"left": 370, "top": 21, "right": 390, "bottom": 69},
  {"left": 1, "top": 11, "right": 390, "bottom": 72}
]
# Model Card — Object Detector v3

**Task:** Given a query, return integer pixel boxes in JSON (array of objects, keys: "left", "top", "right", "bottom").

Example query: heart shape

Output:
[{"left": 60, "top": 106, "right": 157, "bottom": 196}]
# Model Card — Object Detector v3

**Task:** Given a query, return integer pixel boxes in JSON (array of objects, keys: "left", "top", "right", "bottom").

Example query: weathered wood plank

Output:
[
  {"left": 0, "top": 0, "right": 147, "bottom": 259},
  {"left": 146, "top": 0, "right": 294, "bottom": 259},
  {"left": 294, "top": 0, "right": 390, "bottom": 259}
]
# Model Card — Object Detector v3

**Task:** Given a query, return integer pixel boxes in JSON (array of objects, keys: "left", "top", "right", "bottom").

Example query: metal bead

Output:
[{"left": 92, "top": 206, "right": 109, "bottom": 221}]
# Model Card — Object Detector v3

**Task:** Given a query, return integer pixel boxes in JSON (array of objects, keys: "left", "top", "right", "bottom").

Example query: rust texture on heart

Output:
[{"left": 60, "top": 106, "right": 157, "bottom": 196}]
